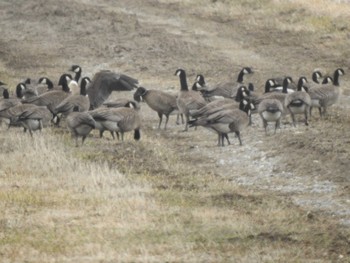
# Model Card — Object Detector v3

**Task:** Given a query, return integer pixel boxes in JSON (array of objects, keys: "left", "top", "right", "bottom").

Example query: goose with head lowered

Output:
[
  {"left": 67, "top": 106, "right": 96, "bottom": 147},
  {"left": 90, "top": 101, "right": 141, "bottom": 141},
  {"left": 134, "top": 86, "right": 180, "bottom": 130},
  {"left": 175, "top": 68, "right": 207, "bottom": 131},
  {"left": 189, "top": 98, "right": 254, "bottom": 147}
]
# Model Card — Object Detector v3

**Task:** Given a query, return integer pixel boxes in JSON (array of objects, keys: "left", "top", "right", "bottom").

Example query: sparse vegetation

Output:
[{"left": 0, "top": 0, "right": 349, "bottom": 262}]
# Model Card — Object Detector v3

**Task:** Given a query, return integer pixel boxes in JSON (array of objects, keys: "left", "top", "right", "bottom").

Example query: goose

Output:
[
  {"left": 53, "top": 76, "right": 91, "bottom": 122},
  {"left": 188, "top": 98, "right": 253, "bottom": 146},
  {"left": 133, "top": 86, "right": 180, "bottom": 130},
  {"left": 308, "top": 68, "right": 344, "bottom": 117},
  {"left": 258, "top": 98, "right": 284, "bottom": 135},
  {"left": 22, "top": 76, "right": 76, "bottom": 125},
  {"left": 69, "top": 65, "right": 82, "bottom": 83},
  {"left": 200, "top": 67, "right": 254, "bottom": 99},
  {"left": 254, "top": 77, "right": 292, "bottom": 107},
  {"left": 9, "top": 105, "right": 52, "bottom": 136},
  {"left": 284, "top": 77, "right": 311, "bottom": 126},
  {"left": 90, "top": 101, "right": 141, "bottom": 141},
  {"left": 189, "top": 86, "right": 249, "bottom": 119},
  {"left": 66, "top": 106, "right": 96, "bottom": 147},
  {"left": 87, "top": 70, "right": 139, "bottom": 109},
  {"left": 0, "top": 85, "right": 25, "bottom": 116},
  {"left": 175, "top": 68, "right": 207, "bottom": 131}
]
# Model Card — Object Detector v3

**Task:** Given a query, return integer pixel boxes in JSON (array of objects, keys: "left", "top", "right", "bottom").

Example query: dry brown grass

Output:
[{"left": 1, "top": 125, "right": 349, "bottom": 262}]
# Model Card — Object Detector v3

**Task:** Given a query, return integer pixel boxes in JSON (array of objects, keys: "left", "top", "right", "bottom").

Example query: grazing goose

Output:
[
  {"left": 22, "top": 76, "right": 76, "bottom": 125},
  {"left": 53, "top": 76, "right": 91, "bottom": 122},
  {"left": 284, "top": 77, "right": 311, "bottom": 126},
  {"left": 90, "top": 101, "right": 141, "bottom": 141},
  {"left": 189, "top": 86, "right": 249, "bottom": 119},
  {"left": 200, "top": 67, "right": 253, "bottom": 99},
  {"left": 9, "top": 105, "right": 52, "bottom": 136},
  {"left": 87, "top": 70, "right": 139, "bottom": 109},
  {"left": 66, "top": 106, "right": 96, "bottom": 147},
  {"left": 175, "top": 68, "right": 207, "bottom": 131},
  {"left": 308, "top": 68, "right": 344, "bottom": 117},
  {"left": 69, "top": 65, "right": 82, "bottom": 83},
  {"left": 188, "top": 98, "right": 253, "bottom": 146},
  {"left": 258, "top": 98, "right": 284, "bottom": 135},
  {"left": 133, "top": 86, "right": 180, "bottom": 130}
]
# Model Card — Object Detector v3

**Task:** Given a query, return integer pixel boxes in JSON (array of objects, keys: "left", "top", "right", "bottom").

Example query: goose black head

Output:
[
  {"left": 195, "top": 74, "right": 205, "bottom": 86},
  {"left": 58, "top": 73, "right": 73, "bottom": 86},
  {"left": 0, "top": 81, "right": 6, "bottom": 86},
  {"left": 38, "top": 77, "right": 54, "bottom": 90},
  {"left": 175, "top": 68, "right": 185, "bottom": 77},
  {"left": 333, "top": 68, "right": 345, "bottom": 86},
  {"left": 322, "top": 76, "right": 333, "bottom": 84},
  {"left": 297, "top": 76, "right": 308, "bottom": 90},
  {"left": 16, "top": 83, "right": 26, "bottom": 98},
  {"left": 264, "top": 79, "right": 276, "bottom": 93},
  {"left": 237, "top": 67, "right": 254, "bottom": 83},
  {"left": 282, "top": 76, "right": 293, "bottom": 93},
  {"left": 239, "top": 98, "right": 255, "bottom": 116},
  {"left": 70, "top": 65, "right": 82, "bottom": 82},
  {"left": 133, "top": 87, "right": 147, "bottom": 102},
  {"left": 80, "top": 77, "right": 91, "bottom": 91},
  {"left": 312, "top": 70, "right": 323, "bottom": 84},
  {"left": 235, "top": 86, "right": 250, "bottom": 102}
]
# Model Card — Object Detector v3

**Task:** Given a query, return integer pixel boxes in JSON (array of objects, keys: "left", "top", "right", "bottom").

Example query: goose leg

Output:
[
  {"left": 157, "top": 112, "right": 162, "bottom": 129},
  {"left": 235, "top": 131, "right": 242, "bottom": 146},
  {"left": 164, "top": 115, "right": 169, "bottom": 130}
]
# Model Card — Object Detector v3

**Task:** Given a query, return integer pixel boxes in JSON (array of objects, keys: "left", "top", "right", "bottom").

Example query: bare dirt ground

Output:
[{"left": 1, "top": 0, "right": 350, "bottom": 261}]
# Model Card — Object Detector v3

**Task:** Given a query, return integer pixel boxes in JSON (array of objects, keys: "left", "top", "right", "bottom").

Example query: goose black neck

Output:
[
  {"left": 16, "top": 85, "right": 23, "bottom": 98},
  {"left": 191, "top": 82, "right": 198, "bottom": 91},
  {"left": 46, "top": 79, "right": 54, "bottom": 89},
  {"left": 333, "top": 70, "right": 340, "bottom": 86},
  {"left": 179, "top": 72, "right": 189, "bottom": 91},
  {"left": 62, "top": 81, "right": 70, "bottom": 93},
  {"left": 237, "top": 69, "right": 245, "bottom": 83},
  {"left": 80, "top": 85, "right": 87, "bottom": 96},
  {"left": 282, "top": 79, "right": 290, "bottom": 94},
  {"left": 297, "top": 78, "right": 305, "bottom": 91},
  {"left": 75, "top": 71, "right": 81, "bottom": 82},
  {"left": 312, "top": 73, "right": 320, "bottom": 84},
  {"left": 264, "top": 80, "right": 271, "bottom": 93},
  {"left": 3, "top": 89, "right": 9, "bottom": 99}
]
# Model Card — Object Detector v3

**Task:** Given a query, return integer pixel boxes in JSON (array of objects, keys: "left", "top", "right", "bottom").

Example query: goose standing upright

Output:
[
  {"left": 175, "top": 69, "right": 207, "bottom": 131},
  {"left": 308, "top": 68, "right": 345, "bottom": 117}
]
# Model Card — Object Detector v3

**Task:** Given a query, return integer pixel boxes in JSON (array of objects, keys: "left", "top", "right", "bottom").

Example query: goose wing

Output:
[{"left": 88, "top": 70, "right": 139, "bottom": 109}]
